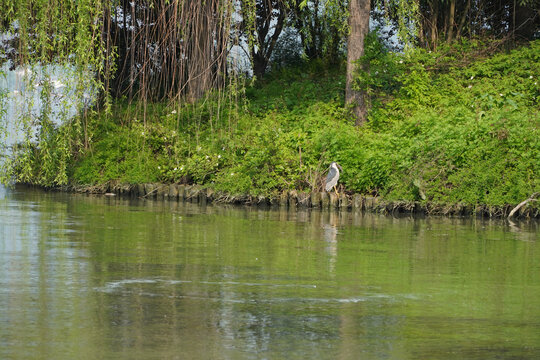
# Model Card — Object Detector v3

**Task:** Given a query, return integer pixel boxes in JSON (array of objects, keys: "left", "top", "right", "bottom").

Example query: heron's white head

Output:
[{"left": 330, "top": 162, "right": 342, "bottom": 172}]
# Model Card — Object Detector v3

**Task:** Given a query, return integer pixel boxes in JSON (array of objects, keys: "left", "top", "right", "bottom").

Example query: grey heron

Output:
[{"left": 325, "top": 162, "right": 342, "bottom": 194}]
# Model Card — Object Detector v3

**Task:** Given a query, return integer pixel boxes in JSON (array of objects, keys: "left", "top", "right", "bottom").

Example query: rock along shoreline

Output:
[{"left": 20, "top": 182, "right": 540, "bottom": 219}]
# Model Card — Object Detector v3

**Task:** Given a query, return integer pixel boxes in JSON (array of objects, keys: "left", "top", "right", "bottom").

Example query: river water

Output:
[{"left": 1, "top": 186, "right": 539, "bottom": 359}]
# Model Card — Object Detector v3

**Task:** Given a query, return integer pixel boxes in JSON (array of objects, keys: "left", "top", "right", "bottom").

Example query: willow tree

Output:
[
  {"left": 1, "top": 0, "right": 239, "bottom": 104},
  {"left": 0, "top": 0, "right": 239, "bottom": 186},
  {"left": 0, "top": 0, "right": 109, "bottom": 185},
  {"left": 107, "top": 0, "right": 234, "bottom": 103}
]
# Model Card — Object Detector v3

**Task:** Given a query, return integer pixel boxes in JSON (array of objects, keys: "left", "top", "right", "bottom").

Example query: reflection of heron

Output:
[
  {"left": 322, "top": 212, "right": 340, "bottom": 276},
  {"left": 325, "top": 162, "right": 342, "bottom": 194}
]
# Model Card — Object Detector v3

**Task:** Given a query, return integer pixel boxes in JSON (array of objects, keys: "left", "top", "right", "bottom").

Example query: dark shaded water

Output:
[{"left": 1, "top": 185, "right": 539, "bottom": 359}]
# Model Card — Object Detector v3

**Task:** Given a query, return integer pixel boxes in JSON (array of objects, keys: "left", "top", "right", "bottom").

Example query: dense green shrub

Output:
[{"left": 61, "top": 39, "right": 540, "bottom": 206}]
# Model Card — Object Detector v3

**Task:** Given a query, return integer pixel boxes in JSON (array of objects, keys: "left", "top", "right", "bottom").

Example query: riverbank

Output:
[
  {"left": 8, "top": 40, "right": 540, "bottom": 214},
  {"left": 26, "top": 182, "right": 539, "bottom": 218}
]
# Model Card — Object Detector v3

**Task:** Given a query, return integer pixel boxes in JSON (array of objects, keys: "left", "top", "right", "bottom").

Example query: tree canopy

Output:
[{"left": 2, "top": 0, "right": 538, "bottom": 103}]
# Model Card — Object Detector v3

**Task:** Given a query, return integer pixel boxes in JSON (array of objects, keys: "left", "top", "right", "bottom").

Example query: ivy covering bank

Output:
[{"left": 12, "top": 39, "right": 540, "bottom": 209}]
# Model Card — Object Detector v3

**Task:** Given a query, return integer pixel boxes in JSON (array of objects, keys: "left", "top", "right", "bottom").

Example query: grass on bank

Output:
[{"left": 68, "top": 38, "right": 539, "bottom": 207}]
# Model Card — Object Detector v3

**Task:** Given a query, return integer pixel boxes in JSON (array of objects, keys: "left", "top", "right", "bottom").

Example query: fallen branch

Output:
[
  {"left": 141, "top": 187, "right": 158, "bottom": 198},
  {"left": 508, "top": 192, "right": 539, "bottom": 219}
]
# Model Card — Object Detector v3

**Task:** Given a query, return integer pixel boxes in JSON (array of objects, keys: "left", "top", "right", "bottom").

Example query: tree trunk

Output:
[
  {"left": 345, "top": 0, "right": 370, "bottom": 126},
  {"left": 456, "top": 0, "right": 471, "bottom": 40},
  {"left": 252, "top": 53, "right": 268, "bottom": 79},
  {"left": 447, "top": 0, "right": 456, "bottom": 42},
  {"left": 430, "top": 1, "right": 438, "bottom": 49}
]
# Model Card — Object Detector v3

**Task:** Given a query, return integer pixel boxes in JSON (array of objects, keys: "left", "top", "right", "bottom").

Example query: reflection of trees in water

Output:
[{"left": 0, "top": 188, "right": 101, "bottom": 356}]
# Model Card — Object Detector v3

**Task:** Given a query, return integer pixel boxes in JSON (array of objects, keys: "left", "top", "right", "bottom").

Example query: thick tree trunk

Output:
[{"left": 345, "top": 0, "right": 370, "bottom": 126}]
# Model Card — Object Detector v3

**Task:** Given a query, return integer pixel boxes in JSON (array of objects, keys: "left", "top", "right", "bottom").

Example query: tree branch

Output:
[{"left": 508, "top": 192, "right": 539, "bottom": 219}]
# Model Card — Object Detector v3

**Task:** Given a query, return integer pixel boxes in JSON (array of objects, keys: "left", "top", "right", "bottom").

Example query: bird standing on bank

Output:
[{"left": 325, "top": 162, "right": 342, "bottom": 194}]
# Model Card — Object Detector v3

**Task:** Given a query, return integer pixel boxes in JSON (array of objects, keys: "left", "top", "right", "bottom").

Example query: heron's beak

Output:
[{"left": 337, "top": 164, "right": 343, "bottom": 171}]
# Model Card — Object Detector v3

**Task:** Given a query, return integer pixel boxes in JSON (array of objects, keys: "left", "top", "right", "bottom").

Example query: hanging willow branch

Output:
[
  {"left": 107, "top": 0, "right": 235, "bottom": 103},
  {"left": 0, "top": 0, "right": 242, "bottom": 185},
  {"left": 2, "top": 0, "right": 237, "bottom": 103},
  {"left": 0, "top": 0, "right": 108, "bottom": 185}
]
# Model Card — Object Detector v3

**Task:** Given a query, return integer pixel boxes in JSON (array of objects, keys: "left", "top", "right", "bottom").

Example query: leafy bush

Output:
[{"left": 52, "top": 38, "right": 540, "bottom": 206}]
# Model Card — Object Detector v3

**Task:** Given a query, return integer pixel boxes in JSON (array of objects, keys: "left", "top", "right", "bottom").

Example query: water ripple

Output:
[{"left": 93, "top": 278, "right": 419, "bottom": 305}]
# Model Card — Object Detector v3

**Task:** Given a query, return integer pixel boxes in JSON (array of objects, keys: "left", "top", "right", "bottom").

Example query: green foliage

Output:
[
  {"left": 9, "top": 38, "right": 540, "bottom": 208},
  {"left": 366, "top": 39, "right": 540, "bottom": 204},
  {"left": 1, "top": 0, "right": 108, "bottom": 186},
  {"left": 354, "top": 33, "right": 406, "bottom": 104},
  {"left": 289, "top": 0, "right": 349, "bottom": 61}
]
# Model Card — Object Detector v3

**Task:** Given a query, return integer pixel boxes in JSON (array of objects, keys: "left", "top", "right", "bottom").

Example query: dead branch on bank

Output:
[{"left": 508, "top": 192, "right": 539, "bottom": 219}]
